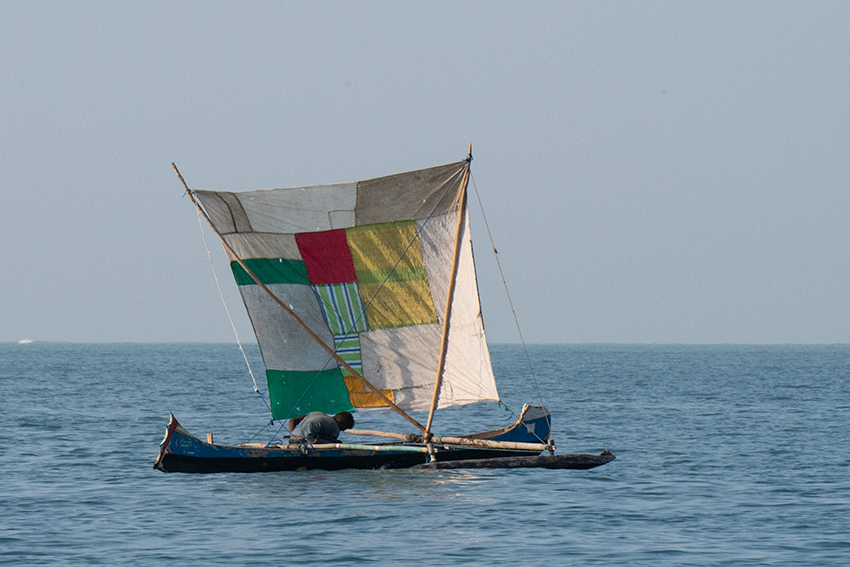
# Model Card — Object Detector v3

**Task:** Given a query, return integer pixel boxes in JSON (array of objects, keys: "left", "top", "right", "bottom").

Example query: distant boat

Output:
[
  {"left": 155, "top": 151, "right": 614, "bottom": 473},
  {"left": 18, "top": 339, "right": 33, "bottom": 344}
]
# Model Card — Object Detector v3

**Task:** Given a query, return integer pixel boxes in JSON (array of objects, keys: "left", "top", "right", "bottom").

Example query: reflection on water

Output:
[{"left": 218, "top": 467, "right": 495, "bottom": 502}]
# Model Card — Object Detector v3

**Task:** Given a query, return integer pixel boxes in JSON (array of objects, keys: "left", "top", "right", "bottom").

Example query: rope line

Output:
[
  {"left": 469, "top": 172, "right": 544, "bottom": 408},
  {"left": 196, "top": 209, "right": 271, "bottom": 414}
]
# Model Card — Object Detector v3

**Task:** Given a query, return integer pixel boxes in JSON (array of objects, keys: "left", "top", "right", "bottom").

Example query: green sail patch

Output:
[
  {"left": 230, "top": 258, "right": 309, "bottom": 286},
  {"left": 266, "top": 368, "right": 354, "bottom": 420}
]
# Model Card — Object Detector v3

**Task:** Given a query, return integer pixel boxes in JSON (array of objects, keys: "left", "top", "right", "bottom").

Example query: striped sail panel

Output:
[
  {"left": 313, "top": 283, "right": 369, "bottom": 335},
  {"left": 333, "top": 334, "right": 363, "bottom": 373}
]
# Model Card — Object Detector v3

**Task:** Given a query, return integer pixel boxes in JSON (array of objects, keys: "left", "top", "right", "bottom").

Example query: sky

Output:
[{"left": 2, "top": 1, "right": 849, "bottom": 344}]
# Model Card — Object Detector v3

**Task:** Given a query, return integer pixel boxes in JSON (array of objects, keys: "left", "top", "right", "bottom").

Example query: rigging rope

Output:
[
  {"left": 196, "top": 209, "right": 271, "bottom": 413},
  {"left": 469, "top": 172, "right": 545, "bottom": 408}
]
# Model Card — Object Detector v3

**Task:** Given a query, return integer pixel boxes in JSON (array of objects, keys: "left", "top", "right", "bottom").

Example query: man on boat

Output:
[{"left": 288, "top": 412, "right": 354, "bottom": 444}]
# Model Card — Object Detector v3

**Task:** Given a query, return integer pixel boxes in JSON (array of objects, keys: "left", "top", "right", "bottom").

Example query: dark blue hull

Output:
[{"left": 155, "top": 406, "right": 552, "bottom": 473}]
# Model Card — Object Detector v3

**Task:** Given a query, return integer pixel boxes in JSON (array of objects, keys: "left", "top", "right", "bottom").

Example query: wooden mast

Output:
[
  {"left": 173, "top": 163, "right": 428, "bottom": 433},
  {"left": 423, "top": 146, "right": 472, "bottom": 442}
]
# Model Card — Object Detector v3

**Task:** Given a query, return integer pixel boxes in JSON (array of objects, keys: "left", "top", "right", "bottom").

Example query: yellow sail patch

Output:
[
  {"left": 346, "top": 221, "right": 438, "bottom": 329},
  {"left": 342, "top": 375, "right": 395, "bottom": 408}
]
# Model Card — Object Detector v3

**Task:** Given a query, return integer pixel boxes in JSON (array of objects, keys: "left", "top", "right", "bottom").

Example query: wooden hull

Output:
[
  {"left": 154, "top": 406, "right": 576, "bottom": 473},
  {"left": 156, "top": 446, "right": 548, "bottom": 473}
]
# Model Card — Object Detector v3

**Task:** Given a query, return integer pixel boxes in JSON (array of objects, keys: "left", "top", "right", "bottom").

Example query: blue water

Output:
[{"left": 2, "top": 343, "right": 848, "bottom": 565}]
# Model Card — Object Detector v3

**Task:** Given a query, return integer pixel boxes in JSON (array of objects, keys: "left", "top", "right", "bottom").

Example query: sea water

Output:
[{"left": 1, "top": 343, "right": 848, "bottom": 565}]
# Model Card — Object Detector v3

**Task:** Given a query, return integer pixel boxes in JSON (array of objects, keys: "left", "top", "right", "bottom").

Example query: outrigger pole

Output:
[
  {"left": 173, "top": 163, "right": 428, "bottom": 433},
  {"left": 423, "top": 145, "right": 472, "bottom": 443}
]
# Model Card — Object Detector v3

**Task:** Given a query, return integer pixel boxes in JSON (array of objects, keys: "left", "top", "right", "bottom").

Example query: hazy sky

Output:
[{"left": 3, "top": 2, "right": 849, "bottom": 344}]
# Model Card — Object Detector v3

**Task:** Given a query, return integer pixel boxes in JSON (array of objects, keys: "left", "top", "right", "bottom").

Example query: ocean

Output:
[{"left": 1, "top": 343, "right": 848, "bottom": 565}]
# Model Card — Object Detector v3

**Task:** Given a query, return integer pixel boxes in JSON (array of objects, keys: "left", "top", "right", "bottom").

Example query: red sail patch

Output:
[{"left": 295, "top": 228, "right": 357, "bottom": 285}]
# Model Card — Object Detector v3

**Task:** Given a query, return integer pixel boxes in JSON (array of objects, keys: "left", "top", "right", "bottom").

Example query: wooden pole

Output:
[
  {"left": 172, "top": 163, "right": 427, "bottom": 433},
  {"left": 423, "top": 156, "right": 471, "bottom": 442},
  {"left": 346, "top": 428, "right": 412, "bottom": 440},
  {"left": 430, "top": 435, "right": 553, "bottom": 452},
  {"left": 347, "top": 429, "right": 554, "bottom": 452}
]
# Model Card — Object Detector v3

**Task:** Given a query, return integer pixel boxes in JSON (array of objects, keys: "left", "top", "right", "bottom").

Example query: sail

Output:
[{"left": 194, "top": 160, "right": 498, "bottom": 420}]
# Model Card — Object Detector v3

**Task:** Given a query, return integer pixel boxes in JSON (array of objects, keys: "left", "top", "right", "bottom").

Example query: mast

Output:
[
  {"left": 423, "top": 145, "right": 472, "bottom": 442},
  {"left": 173, "top": 163, "right": 428, "bottom": 433}
]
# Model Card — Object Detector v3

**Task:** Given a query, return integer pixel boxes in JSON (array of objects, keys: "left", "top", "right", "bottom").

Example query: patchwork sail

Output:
[
  {"left": 155, "top": 155, "right": 616, "bottom": 474},
  {"left": 193, "top": 160, "right": 498, "bottom": 421}
]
